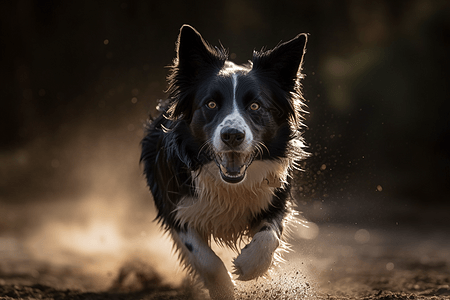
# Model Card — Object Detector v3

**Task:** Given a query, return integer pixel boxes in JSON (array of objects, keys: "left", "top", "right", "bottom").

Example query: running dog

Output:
[{"left": 141, "top": 25, "right": 308, "bottom": 299}]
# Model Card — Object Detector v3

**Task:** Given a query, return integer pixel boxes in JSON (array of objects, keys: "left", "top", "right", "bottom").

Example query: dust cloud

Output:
[{"left": 0, "top": 116, "right": 185, "bottom": 290}]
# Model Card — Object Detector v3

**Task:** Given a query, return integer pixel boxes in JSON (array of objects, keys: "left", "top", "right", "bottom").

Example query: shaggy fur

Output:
[{"left": 141, "top": 25, "right": 308, "bottom": 300}]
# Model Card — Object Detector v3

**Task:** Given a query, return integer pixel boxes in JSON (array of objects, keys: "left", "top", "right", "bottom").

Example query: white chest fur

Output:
[{"left": 174, "top": 160, "right": 289, "bottom": 247}]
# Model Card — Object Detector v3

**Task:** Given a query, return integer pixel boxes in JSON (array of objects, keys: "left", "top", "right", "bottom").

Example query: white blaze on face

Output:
[{"left": 212, "top": 74, "right": 254, "bottom": 152}]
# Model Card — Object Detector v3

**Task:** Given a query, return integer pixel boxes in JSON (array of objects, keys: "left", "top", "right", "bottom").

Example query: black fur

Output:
[
  {"left": 141, "top": 25, "right": 307, "bottom": 229},
  {"left": 140, "top": 25, "right": 308, "bottom": 297}
]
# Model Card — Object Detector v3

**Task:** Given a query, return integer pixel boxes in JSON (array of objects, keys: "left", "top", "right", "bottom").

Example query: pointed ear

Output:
[
  {"left": 176, "top": 25, "right": 227, "bottom": 77},
  {"left": 167, "top": 25, "right": 227, "bottom": 120},
  {"left": 252, "top": 33, "right": 308, "bottom": 90}
]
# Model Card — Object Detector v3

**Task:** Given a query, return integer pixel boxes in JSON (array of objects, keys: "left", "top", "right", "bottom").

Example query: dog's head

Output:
[{"left": 166, "top": 25, "right": 307, "bottom": 184}]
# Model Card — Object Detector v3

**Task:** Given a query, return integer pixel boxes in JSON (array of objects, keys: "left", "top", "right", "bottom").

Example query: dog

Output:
[{"left": 141, "top": 25, "right": 308, "bottom": 299}]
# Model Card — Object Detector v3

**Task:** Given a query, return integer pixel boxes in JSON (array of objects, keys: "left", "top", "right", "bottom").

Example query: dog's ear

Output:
[
  {"left": 176, "top": 25, "right": 226, "bottom": 78},
  {"left": 167, "top": 25, "right": 227, "bottom": 120},
  {"left": 252, "top": 33, "right": 308, "bottom": 91}
]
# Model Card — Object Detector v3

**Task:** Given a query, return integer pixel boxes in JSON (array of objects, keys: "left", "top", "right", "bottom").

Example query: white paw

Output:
[
  {"left": 232, "top": 230, "right": 279, "bottom": 281},
  {"left": 176, "top": 229, "right": 235, "bottom": 299}
]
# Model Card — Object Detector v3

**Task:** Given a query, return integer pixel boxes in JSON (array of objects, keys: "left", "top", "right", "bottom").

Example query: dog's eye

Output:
[
  {"left": 249, "top": 102, "right": 260, "bottom": 111},
  {"left": 206, "top": 101, "right": 217, "bottom": 109}
]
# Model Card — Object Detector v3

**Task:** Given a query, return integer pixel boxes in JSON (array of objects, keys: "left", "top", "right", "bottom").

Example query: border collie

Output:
[{"left": 141, "top": 25, "right": 308, "bottom": 299}]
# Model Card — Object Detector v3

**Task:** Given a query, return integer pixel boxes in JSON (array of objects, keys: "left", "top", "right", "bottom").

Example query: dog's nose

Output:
[{"left": 220, "top": 127, "right": 245, "bottom": 148}]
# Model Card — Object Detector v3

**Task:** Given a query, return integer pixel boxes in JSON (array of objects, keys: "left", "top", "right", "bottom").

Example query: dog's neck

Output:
[{"left": 174, "top": 160, "right": 289, "bottom": 247}]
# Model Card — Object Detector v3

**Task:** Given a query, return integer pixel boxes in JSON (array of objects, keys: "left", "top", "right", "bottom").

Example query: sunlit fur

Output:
[
  {"left": 175, "top": 159, "right": 289, "bottom": 248},
  {"left": 141, "top": 24, "right": 308, "bottom": 299}
]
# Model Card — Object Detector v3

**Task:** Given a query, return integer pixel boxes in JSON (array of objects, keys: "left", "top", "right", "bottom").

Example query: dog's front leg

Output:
[
  {"left": 232, "top": 219, "right": 282, "bottom": 281},
  {"left": 172, "top": 228, "right": 235, "bottom": 300}
]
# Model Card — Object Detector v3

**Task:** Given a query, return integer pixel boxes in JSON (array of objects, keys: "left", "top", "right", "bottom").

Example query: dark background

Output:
[{"left": 1, "top": 0, "right": 449, "bottom": 232}]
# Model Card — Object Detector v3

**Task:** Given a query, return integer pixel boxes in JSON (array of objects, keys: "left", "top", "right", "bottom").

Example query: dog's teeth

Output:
[
  {"left": 239, "top": 165, "right": 246, "bottom": 174},
  {"left": 220, "top": 164, "right": 228, "bottom": 175}
]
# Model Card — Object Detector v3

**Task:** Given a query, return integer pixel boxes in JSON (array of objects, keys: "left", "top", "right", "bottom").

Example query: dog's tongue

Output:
[{"left": 220, "top": 152, "right": 245, "bottom": 175}]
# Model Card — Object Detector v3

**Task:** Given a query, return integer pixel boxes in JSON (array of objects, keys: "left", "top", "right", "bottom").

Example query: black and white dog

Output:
[{"left": 141, "top": 25, "right": 308, "bottom": 299}]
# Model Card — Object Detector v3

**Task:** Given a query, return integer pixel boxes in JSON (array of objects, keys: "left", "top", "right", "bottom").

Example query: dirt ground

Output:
[{"left": 1, "top": 219, "right": 449, "bottom": 300}]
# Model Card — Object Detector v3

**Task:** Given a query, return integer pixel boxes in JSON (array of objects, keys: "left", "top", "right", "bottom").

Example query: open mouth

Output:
[{"left": 214, "top": 152, "right": 254, "bottom": 184}]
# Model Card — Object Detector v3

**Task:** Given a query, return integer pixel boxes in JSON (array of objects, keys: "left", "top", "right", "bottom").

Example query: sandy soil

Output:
[{"left": 1, "top": 221, "right": 449, "bottom": 300}]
